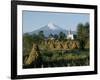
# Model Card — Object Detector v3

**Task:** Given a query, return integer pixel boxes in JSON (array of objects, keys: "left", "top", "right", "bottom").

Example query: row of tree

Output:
[
  {"left": 24, "top": 31, "right": 66, "bottom": 43},
  {"left": 48, "top": 32, "right": 66, "bottom": 41}
]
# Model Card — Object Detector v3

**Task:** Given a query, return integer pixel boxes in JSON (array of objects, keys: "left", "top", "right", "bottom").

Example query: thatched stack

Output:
[
  {"left": 38, "top": 40, "right": 81, "bottom": 50},
  {"left": 76, "top": 41, "right": 80, "bottom": 48},
  {"left": 62, "top": 41, "right": 68, "bottom": 49},
  {"left": 55, "top": 41, "right": 62, "bottom": 49},
  {"left": 49, "top": 42, "right": 55, "bottom": 50},
  {"left": 71, "top": 41, "right": 78, "bottom": 49},
  {"left": 25, "top": 44, "right": 39, "bottom": 65},
  {"left": 66, "top": 41, "right": 72, "bottom": 49}
]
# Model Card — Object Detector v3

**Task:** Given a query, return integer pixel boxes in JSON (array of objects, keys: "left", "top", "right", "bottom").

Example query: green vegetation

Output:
[
  {"left": 23, "top": 22, "right": 90, "bottom": 68},
  {"left": 23, "top": 49, "right": 89, "bottom": 68},
  {"left": 59, "top": 32, "right": 66, "bottom": 41},
  {"left": 40, "top": 49, "right": 89, "bottom": 67},
  {"left": 77, "top": 22, "right": 89, "bottom": 49}
]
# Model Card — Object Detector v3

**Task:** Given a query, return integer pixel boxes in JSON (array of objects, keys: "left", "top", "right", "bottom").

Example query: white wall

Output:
[{"left": 0, "top": 0, "right": 99, "bottom": 80}]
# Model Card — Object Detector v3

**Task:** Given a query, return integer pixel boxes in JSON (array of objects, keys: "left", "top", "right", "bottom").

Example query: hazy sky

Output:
[{"left": 22, "top": 11, "right": 89, "bottom": 33}]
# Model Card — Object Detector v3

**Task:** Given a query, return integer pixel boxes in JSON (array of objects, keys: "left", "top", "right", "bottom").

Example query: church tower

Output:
[
  {"left": 68, "top": 29, "right": 71, "bottom": 35},
  {"left": 67, "top": 29, "right": 74, "bottom": 40}
]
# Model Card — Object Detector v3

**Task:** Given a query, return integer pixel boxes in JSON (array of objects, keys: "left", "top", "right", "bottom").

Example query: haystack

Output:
[
  {"left": 62, "top": 42, "right": 68, "bottom": 49},
  {"left": 25, "top": 43, "right": 40, "bottom": 65},
  {"left": 71, "top": 41, "right": 78, "bottom": 49}
]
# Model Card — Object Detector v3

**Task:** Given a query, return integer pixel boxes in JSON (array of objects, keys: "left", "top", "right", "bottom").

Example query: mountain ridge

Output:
[{"left": 25, "top": 22, "right": 76, "bottom": 37}]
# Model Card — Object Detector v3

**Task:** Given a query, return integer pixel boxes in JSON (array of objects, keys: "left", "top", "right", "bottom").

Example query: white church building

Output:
[{"left": 67, "top": 30, "right": 74, "bottom": 40}]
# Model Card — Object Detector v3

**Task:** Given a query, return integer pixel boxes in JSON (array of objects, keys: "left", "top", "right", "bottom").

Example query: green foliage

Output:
[
  {"left": 49, "top": 34, "right": 54, "bottom": 38},
  {"left": 32, "top": 33, "right": 39, "bottom": 43},
  {"left": 38, "top": 31, "right": 45, "bottom": 42},
  {"left": 38, "top": 49, "right": 89, "bottom": 67},
  {"left": 77, "top": 22, "right": 90, "bottom": 49},
  {"left": 59, "top": 32, "right": 66, "bottom": 41},
  {"left": 23, "top": 33, "right": 33, "bottom": 56},
  {"left": 53, "top": 34, "right": 59, "bottom": 40},
  {"left": 77, "top": 23, "right": 84, "bottom": 40},
  {"left": 84, "top": 22, "right": 89, "bottom": 38},
  {"left": 31, "top": 31, "right": 45, "bottom": 44}
]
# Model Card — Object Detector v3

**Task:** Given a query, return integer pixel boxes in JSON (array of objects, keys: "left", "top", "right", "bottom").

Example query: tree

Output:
[
  {"left": 38, "top": 31, "right": 45, "bottom": 42},
  {"left": 54, "top": 34, "right": 59, "bottom": 40},
  {"left": 32, "top": 33, "right": 39, "bottom": 43},
  {"left": 23, "top": 33, "right": 33, "bottom": 56},
  {"left": 84, "top": 22, "right": 89, "bottom": 39},
  {"left": 77, "top": 22, "right": 90, "bottom": 49},
  {"left": 84, "top": 22, "right": 90, "bottom": 49},
  {"left": 49, "top": 34, "right": 54, "bottom": 38},
  {"left": 59, "top": 32, "right": 66, "bottom": 41},
  {"left": 77, "top": 23, "right": 84, "bottom": 40}
]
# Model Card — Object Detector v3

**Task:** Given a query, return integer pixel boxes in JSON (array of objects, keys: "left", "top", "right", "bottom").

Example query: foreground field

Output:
[{"left": 23, "top": 49, "right": 89, "bottom": 68}]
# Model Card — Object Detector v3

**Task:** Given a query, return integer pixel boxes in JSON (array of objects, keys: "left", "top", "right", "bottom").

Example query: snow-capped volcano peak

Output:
[
  {"left": 27, "top": 23, "right": 76, "bottom": 37},
  {"left": 47, "top": 22, "right": 58, "bottom": 30}
]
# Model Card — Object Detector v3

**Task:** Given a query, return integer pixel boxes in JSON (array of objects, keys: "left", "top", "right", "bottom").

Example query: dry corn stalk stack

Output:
[{"left": 25, "top": 43, "right": 40, "bottom": 65}]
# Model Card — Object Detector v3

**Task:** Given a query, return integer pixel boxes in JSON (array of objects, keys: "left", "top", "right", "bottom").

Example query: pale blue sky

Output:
[{"left": 22, "top": 11, "right": 89, "bottom": 33}]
